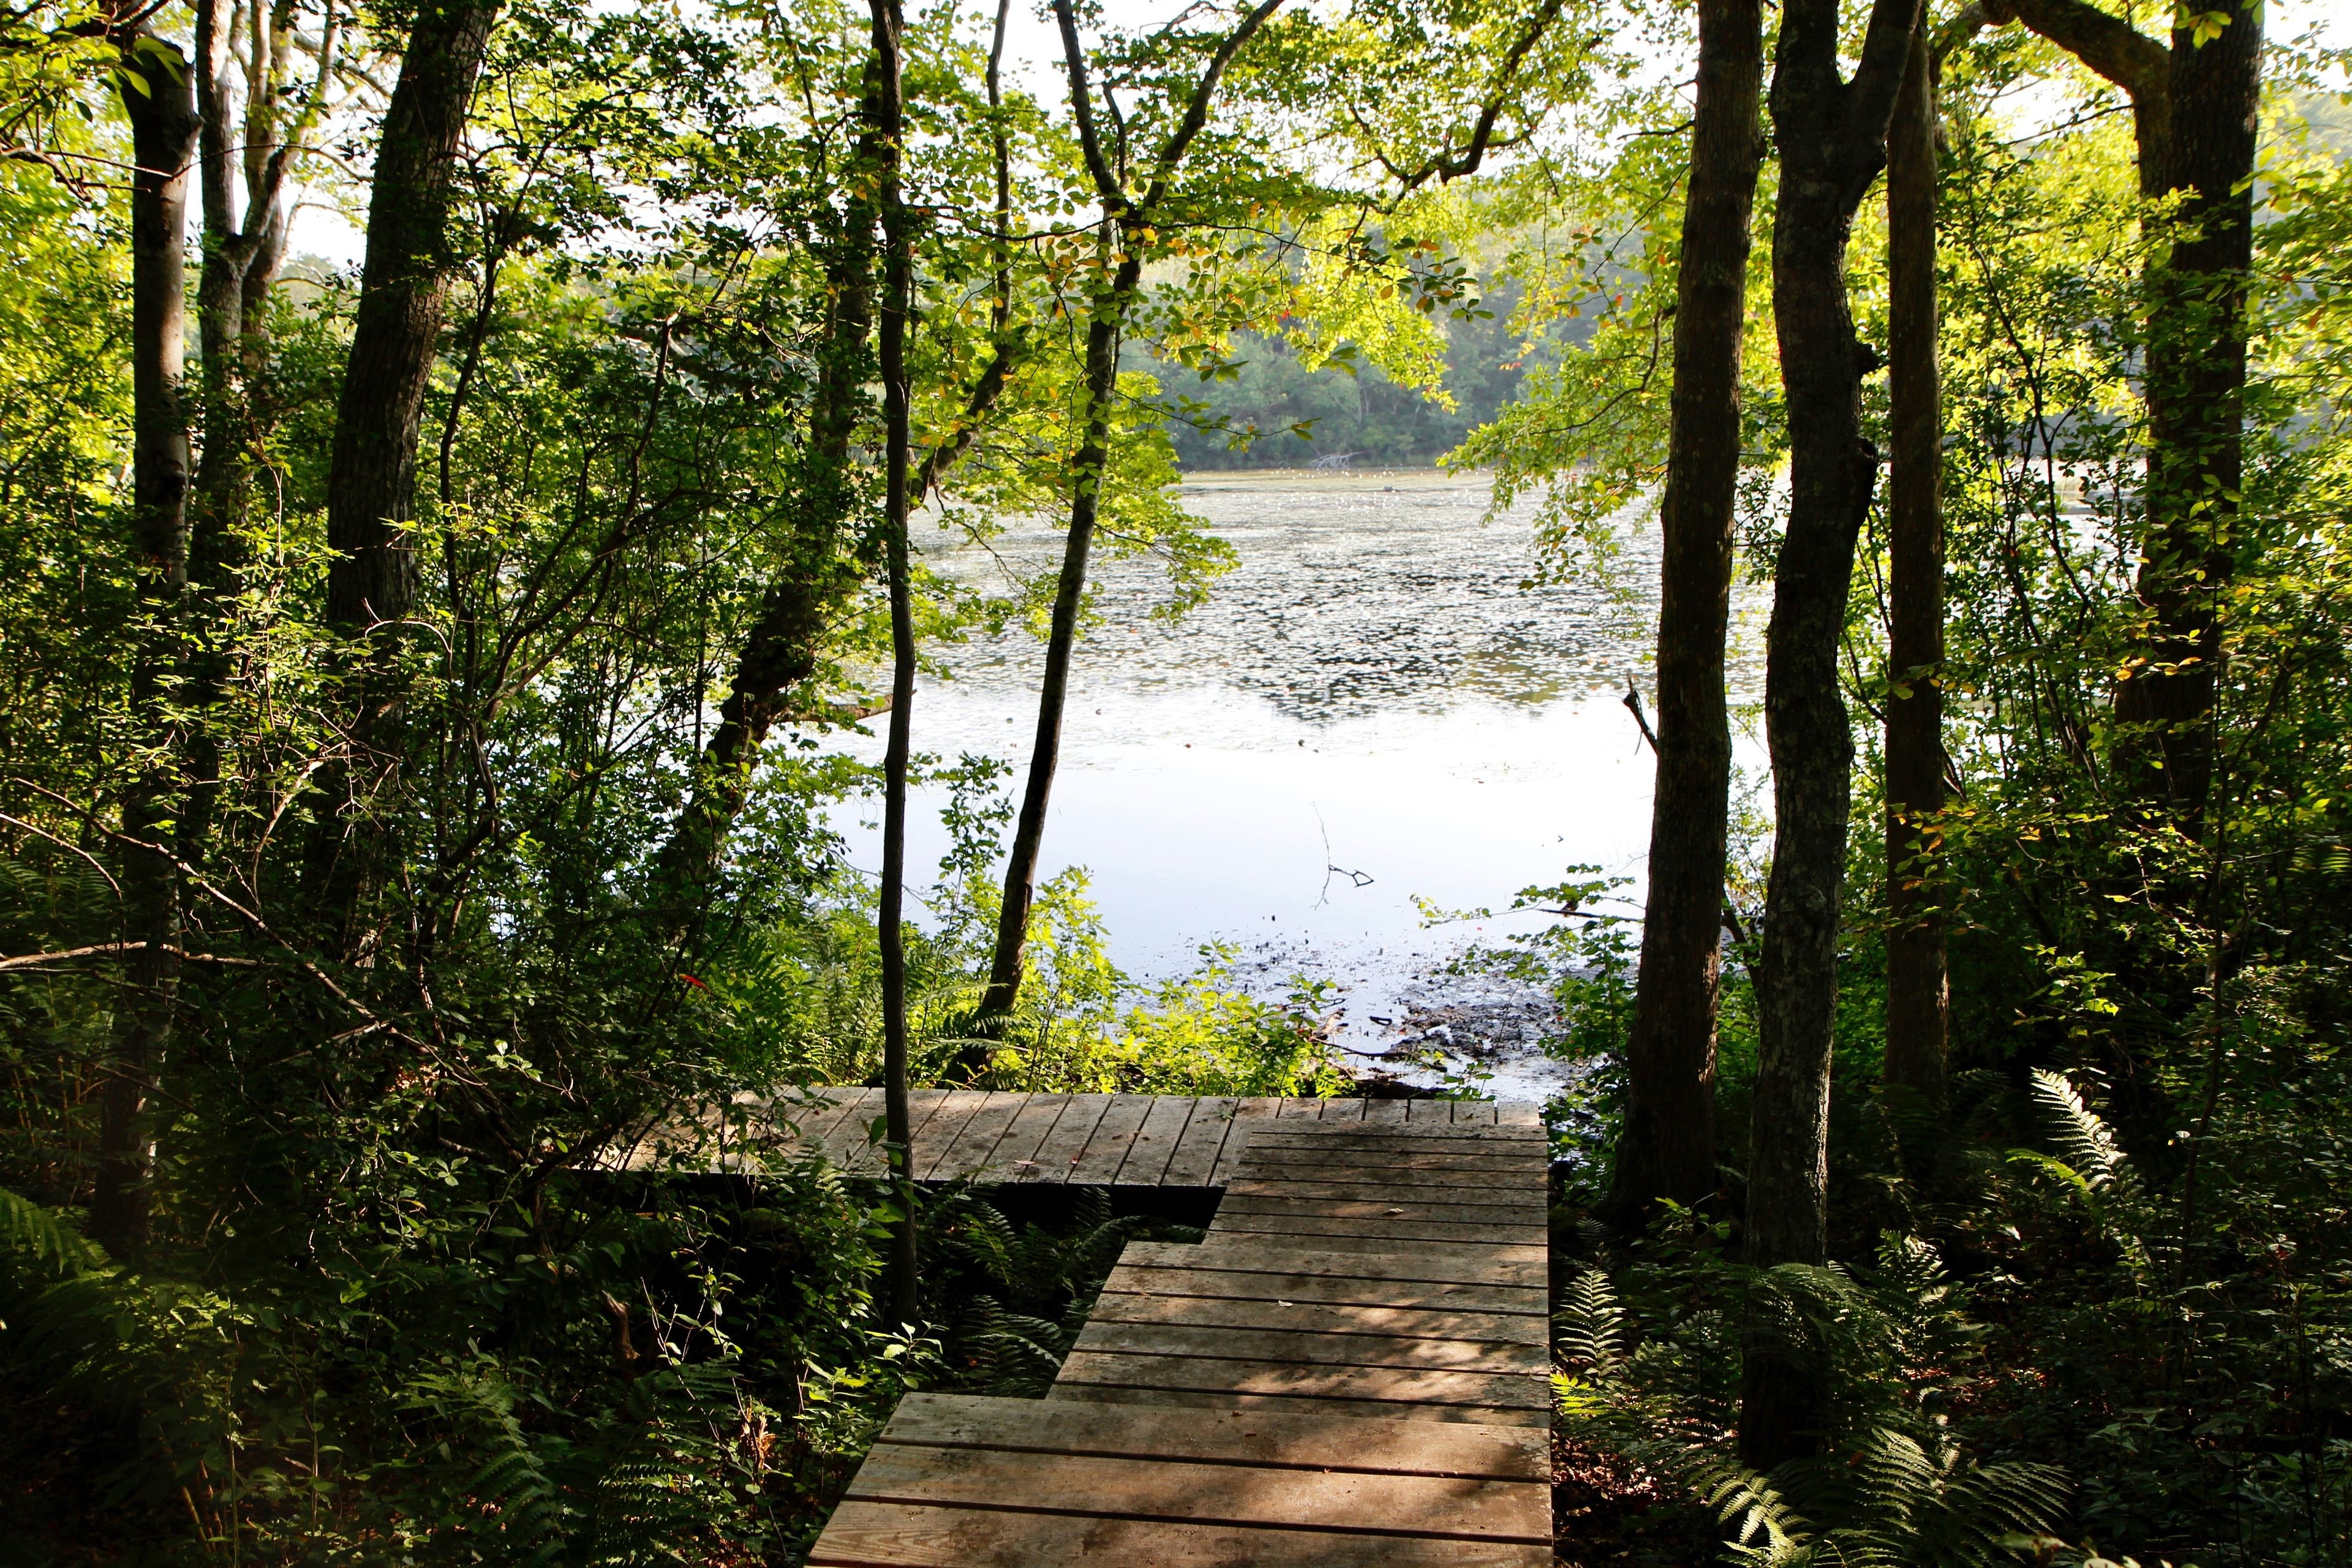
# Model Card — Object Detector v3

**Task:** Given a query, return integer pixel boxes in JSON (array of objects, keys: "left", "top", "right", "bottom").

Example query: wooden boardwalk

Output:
[
  {"left": 615, "top": 1087, "right": 1540, "bottom": 1187},
  {"left": 807, "top": 1114, "right": 1555, "bottom": 1566}
]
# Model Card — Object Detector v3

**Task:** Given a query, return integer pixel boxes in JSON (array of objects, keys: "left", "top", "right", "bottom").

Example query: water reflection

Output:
[{"left": 823, "top": 469, "right": 1765, "bottom": 1100}]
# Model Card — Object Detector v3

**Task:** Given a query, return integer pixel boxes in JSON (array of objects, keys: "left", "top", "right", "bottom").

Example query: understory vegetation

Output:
[{"left": 3, "top": 0, "right": 2350, "bottom": 1560}]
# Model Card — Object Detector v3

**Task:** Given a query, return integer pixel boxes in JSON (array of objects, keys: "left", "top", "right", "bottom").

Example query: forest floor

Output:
[{"left": 1553, "top": 1434, "right": 1719, "bottom": 1566}]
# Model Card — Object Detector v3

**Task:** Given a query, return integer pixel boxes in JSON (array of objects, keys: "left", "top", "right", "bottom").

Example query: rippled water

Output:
[{"left": 826, "top": 469, "right": 1767, "bottom": 1099}]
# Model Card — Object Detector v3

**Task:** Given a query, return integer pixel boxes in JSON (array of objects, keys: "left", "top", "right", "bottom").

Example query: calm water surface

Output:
[{"left": 826, "top": 469, "right": 1766, "bottom": 1098}]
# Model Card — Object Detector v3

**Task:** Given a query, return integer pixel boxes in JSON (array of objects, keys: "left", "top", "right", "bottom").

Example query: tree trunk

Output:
[
  {"left": 978, "top": 241, "right": 1137, "bottom": 1020},
  {"left": 93, "top": 32, "right": 200, "bottom": 1255},
  {"left": 1606, "top": 0, "right": 1764, "bottom": 1223},
  {"left": 1741, "top": 0, "right": 1919, "bottom": 1471},
  {"left": 1983, "top": 0, "right": 2253, "bottom": 824},
  {"left": 184, "top": 0, "right": 312, "bottom": 865},
  {"left": 979, "top": 0, "right": 1283, "bottom": 1019},
  {"left": 1881, "top": 23, "right": 1948, "bottom": 1106},
  {"left": 869, "top": 0, "right": 921, "bottom": 1328},
  {"left": 307, "top": 0, "right": 499, "bottom": 952},
  {"left": 2117, "top": 0, "right": 2260, "bottom": 821},
  {"left": 649, "top": 92, "right": 880, "bottom": 931}
]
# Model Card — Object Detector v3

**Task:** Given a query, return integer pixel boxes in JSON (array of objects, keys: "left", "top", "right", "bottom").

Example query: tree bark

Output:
[
  {"left": 1982, "top": 0, "right": 2255, "bottom": 824},
  {"left": 978, "top": 242, "right": 1133, "bottom": 1021},
  {"left": 1605, "top": 0, "right": 1764, "bottom": 1221},
  {"left": 1881, "top": 22, "right": 1948, "bottom": 1106},
  {"left": 981, "top": 0, "right": 1284, "bottom": 1020},
  {"left": 2116, "top": 0, "right": 2260, "bottom": 821},
  {"left": 869, "top": 0, "right": 921, "bottom": 1328},
  {"left": 93, "top": 30, "right": 200, "bottom": 1255},
  {"left": 649, "top": 81, "right": 880, "bottom": 929},
  {"left": 306, "top": 0, "right": 499, "bottom": 951},
  {"left": 1741, "top": 0, "right": 1919, "bottom": 1471},
  {"left": 184, "top": 0, "right": 325, "bottom": 865}
]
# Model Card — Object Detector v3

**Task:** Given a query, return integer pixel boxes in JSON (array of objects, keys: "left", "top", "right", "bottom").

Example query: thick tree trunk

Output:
[
  {"left": 1882, "top": 24, "right": 1948, "bottom": 1106},
  {"left": 2117, "top": 0, "right": 2260, "bottom": 821},
  {"left": 93, "top": 34, "right": 200, "bottom": 1255},
  {"left": 1741, "top": 0, "right": 1918, "bottom": 1471},
  {"left": 978, "top": 245, "right": 1136, "bottom": 1020},
  {"left": 869, "top": 0, "right": 921, "bottom": 1327},
  {"left": 307, "top": 0, "right": 499, "bottom": 951},
  {"left": 1984, "top": 0, "right": 2253, "bottom": 823},
  {"left": 1606, "top": 0, "right": 1764, "bottom": 1222}
]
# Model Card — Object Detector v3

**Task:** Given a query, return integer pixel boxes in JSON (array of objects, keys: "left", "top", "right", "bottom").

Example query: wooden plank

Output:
[
  {"left": 1219, "top": 1192, "right": 1547, "bottom": 1226},
  {"left": 1053, "top": 1351, "right": 1549, "bottom": 1412},
  {"left": 1070, "top": 1319, "right": 1549, "bottom": 1375},
  {"left": 1126, "top": 1237, "right": 1548, "bottom": 1289},
  {"left": 1236, "top": 1130, "right": 1547, "bottom": 1152},
  {"left": 1498, "top": 1101, "right": 1544, "bottom": 1128},
  {"left": 1321, "top": 1098, "right": 1366, "bottom": 1122},
  {"left": 1048, "top": 1383, "right": 1551, "bottom": 1430},
  {"left": 1208, "top": 1219, "right": 1548, "bottom": 1256},
  {"left": 1275, "top": 1096, "right": 1324, "bottom": 1120},
  {"left": 921, "top": 1091, "right": 1029, "bottom": 1182},
  {"left": 1068, "top": 1093, "right": 1158, "bottom": 1184},
  {"left": 1113, "top": 1095, "right": 1197, "bottom": 1185},
  {"left": 910, "top": 1091, "right": 994, "bottom": 1176},
  {"left": 1239, "top": 1126, "right": 1545, "bottom": 1148},
  {"left": 810, "top": 1088, "right": 880, "bottom": 1164},
  {"left": 1195, "top": 1233, "right": 1547, "bottom": 1268},
  {"left": 838, "top": 1090, "right": 973, "bottom": 1176},
  {"left": 1161, "top": 1095, "right": 1239, "bottom": 1186},
  {"left": 979, "top": 1093, "right": 1074, "bottom": 1179},
  {"left": 785, "top": 1087, "right": 865, "bottom": 1146},
  {"left": 809, "top": 1501, "right": 1551, "bottom": 1567},
  {"left": 1452, "top": 1101, "right": 1500, "bottom": 1126},
  {"left": 1226, "top": 1176, "right": 1546, "bottom": 1212},
  {"left": 840, "top": 1444, "right": 1548, "bottom": 1543},
  {"left": 1089, "top": 1289, "right": 1550, "bottom": 1346},
  {"left": 1104, "top": 1262, "right": 1546, "bottom": 1317},
  {"left": 1207, "top": 1097, "right": 1286, "bottom": 1186},
  {"left": 1229, "top": 1160, "right": 1548, "bottom": 1192},
  {"left": 1360, "top": 1097, "right": 1411, "bottom": 1125},
  {"left": 875, "top": 1393, "right": 1550, "bottom": 1480},
  {"left": 1018, "top": 1093, "right": 1109, "bottom": 1182},
  {"left": 1237, "top": 1150, "right": 1547, "bottom": 1177},
  {"left": 824, "top": 1090, "right": 900, "bottom": 1173}
]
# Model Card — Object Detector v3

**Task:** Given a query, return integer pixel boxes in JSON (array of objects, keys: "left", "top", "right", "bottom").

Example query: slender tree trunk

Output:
[
  {"left": 869, "top": 0, "right": 920, "bottom": 1328},
  {"left": 93, "top": 32, "right": 200, "bottom": 1255},
  {"left": 1882, "top": 23, "right": 1948, "bottom": 1106},
  {"left": 185, "top": 0, "right": 317, "bottom": 865},
  {"left": 2117, "top": 0, "right": 2260, "bottom": 822},
  {"left": 1741, "top": 0, "right": 1919, "bottom": 1471},
  {"left": 1605, "top": 0, "right": 1764, "bottom": 1223},
  {"left": 978, "top": 0, "right": 1282, "bottom": 1021},
  {"left": 306, "top": 0, "right": 499, "bottom": 952},
  {"left": 978, "top": 241, "right": 1137, "bottom": 1020},
  {"left": 650, "top": 104, "right": 880, "bottom": 929}
]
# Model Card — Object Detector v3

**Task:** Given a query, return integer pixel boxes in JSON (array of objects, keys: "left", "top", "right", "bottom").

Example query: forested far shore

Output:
[{"left": 2, "top": 0, "right": 2350, "bottom": 1563}]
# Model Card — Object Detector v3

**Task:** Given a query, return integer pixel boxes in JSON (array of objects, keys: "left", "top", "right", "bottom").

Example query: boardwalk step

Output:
[{"left": 805, "top": 1114, "right": 1556, "bottom": 1561}]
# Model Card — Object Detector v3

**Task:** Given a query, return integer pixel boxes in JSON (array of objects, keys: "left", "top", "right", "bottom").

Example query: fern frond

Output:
[
  {"left": 0, "top": 1187, "right": 108, "bottom": 1282},
  {"left": 2026, "top": 1069, "right": 2129, "bottom": 1192},
  {"left": 1555, "top": 1266, "right": 1626, "bottom": 1378}
]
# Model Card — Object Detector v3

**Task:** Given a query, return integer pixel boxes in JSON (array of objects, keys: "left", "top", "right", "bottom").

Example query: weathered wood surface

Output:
[
  {"left": 805, "top": 1117, "right": 1555, "bottom": 1564},
  {"left": 608, "top": 1088, "right": 1542, "bottom": 1186}
]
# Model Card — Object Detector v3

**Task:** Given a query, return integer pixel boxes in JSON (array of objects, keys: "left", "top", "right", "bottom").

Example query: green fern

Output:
[{"left": 0, "top": 1186, "right": 107, "bottom": 1287}]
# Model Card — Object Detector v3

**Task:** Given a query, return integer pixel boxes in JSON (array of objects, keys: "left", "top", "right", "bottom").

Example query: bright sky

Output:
[{"left": 281, "top": 0, "right": 2345, "bottom": 266}]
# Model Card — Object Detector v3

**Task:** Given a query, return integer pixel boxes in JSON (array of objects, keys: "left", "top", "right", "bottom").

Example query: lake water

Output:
[{"left": 827, "top": 469, "right": 1767, "bottom": 1099}]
